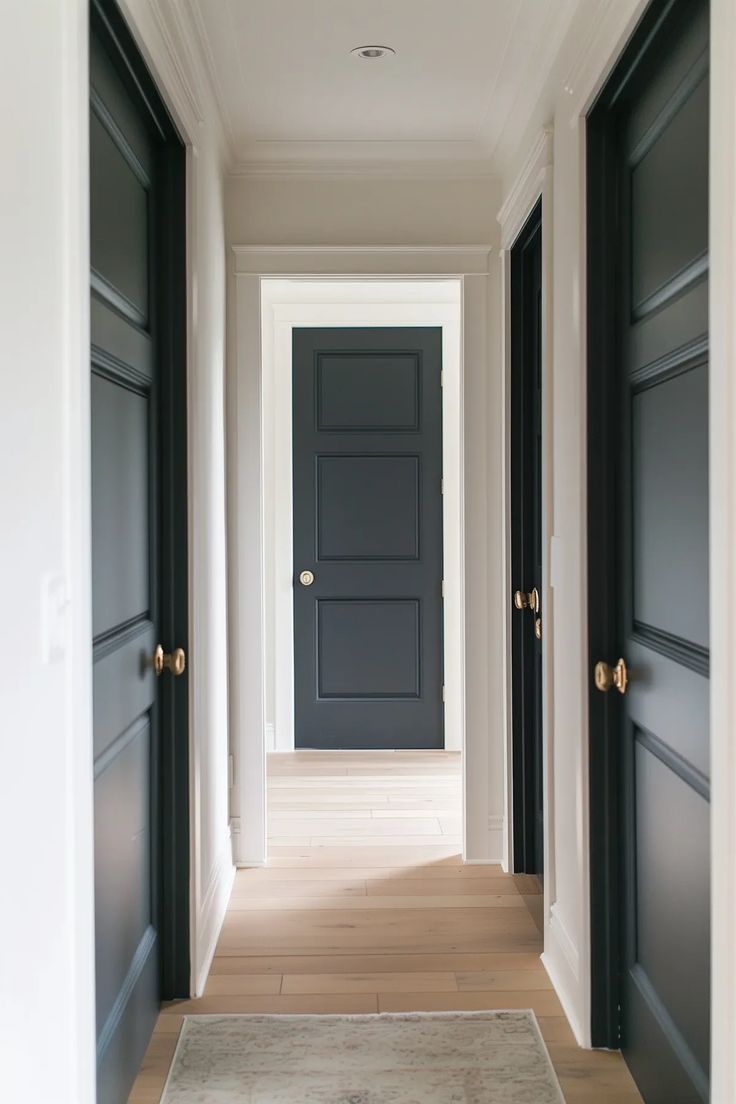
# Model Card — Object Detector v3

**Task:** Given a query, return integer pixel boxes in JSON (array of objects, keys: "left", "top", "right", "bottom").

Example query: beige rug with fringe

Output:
[{"left": 160, "top": 1010, "right": 564, "bottom": 1103}]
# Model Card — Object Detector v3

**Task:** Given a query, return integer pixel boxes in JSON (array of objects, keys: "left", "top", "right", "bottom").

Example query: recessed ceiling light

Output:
[{"left": 351, "top": 45, "right": 395, "bottom": 60}]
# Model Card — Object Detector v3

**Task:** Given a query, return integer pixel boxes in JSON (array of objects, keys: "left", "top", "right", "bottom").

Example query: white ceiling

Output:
[{"left": 191, "top": 0, "right": 580, "bottom": 172}]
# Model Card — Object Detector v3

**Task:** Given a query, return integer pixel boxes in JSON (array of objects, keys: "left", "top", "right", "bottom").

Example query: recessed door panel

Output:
[
  {"left": 293, "top": 328, "right": 443, "bottom": 750},
  {"left": 317, "top": 353, "right": 420, "bottom": 430},
  {"left": 94, "top": 720, "right": 153, "bottom": 1028},
  {"left": 317, "top": 455, "right": 420, "bottom": 561},
  {"left": 91, "top": 374, "right": 150, "bottom": 638},
  {"left": 632, "top": 365, "right": 709, "bottom": 648},
  {"left": 630, "top": 79, "right": 709, "bottom": 315},
  {"left": 317, "top": 599, "right": 420, "bottom": 699},
  {"left": 634, "top": 737, "right": 710, "bottom": 1075}
]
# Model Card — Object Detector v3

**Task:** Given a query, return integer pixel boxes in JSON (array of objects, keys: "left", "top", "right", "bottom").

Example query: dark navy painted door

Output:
[
  {"left": 292, "top": 327, "right": 444, "bottom": 749},
  {"left": 510, "top": 201, "right": 544, "bottom": 880},
  {"left": 592, "top": 2, "right": 710, "bottom": 1099},
  {"left": 90, "top": 25, "right": 162, "bottom": 1104}
]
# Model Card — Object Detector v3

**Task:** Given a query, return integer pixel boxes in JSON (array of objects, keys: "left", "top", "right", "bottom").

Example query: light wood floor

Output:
[{"left": 129, "top": 751, "right": 642, "bottom": 1102}]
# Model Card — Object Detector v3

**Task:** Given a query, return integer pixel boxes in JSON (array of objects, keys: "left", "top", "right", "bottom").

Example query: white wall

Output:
[
  {"left": 119, "top": 0, "right": 234, "bottom": 995},
  {"left": 0, "top": 3, "right": 95, "bottom": 1101},
  {"left": 0, "top": 6, "right": 232, "bottom": 1100},
  {"left": 226, "top": 174, "right": 499, "bottom": 247}
]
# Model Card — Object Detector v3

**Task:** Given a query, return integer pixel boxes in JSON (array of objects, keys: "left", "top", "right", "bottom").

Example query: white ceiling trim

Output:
[
  {"left": 229, "top": 138, "right": 496, "bottom": 179},
  {"left": 497, "top": 128, "right": 553, "bottom": 249},
  {"left": 184, "top": 0, "right": 238, "bottom": 159},
  {"left": 232, "top": 244, "right": 493, "bottom": 276},
  {"left": 229, "top": 159, "right": 497, "bottom": 180}
]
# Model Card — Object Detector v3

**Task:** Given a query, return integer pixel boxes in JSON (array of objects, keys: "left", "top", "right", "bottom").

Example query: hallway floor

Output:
[{"left": 129, "top": 751, "right": 642, "bottom": 1102}]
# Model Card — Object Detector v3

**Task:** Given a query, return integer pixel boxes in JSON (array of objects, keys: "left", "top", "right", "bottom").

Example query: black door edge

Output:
[{"left": 91, "top": 0, "right": 190, "bottom": 1001}]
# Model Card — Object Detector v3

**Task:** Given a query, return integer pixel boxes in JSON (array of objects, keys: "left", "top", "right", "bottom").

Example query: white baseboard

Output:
[
  {"left": 488, "top": 814, "right": 505, "bottom": 863},
  {"left": 193, "top": 831, "right": 235, "bottom": 996},
  {"left": 265, "top": 723, "right": 275, "bottom": 752},
  {"left": 229, "top": 815, "right": 267, "bottom": 867},
  {"left": 542, "top": 905, "right": 587, "bottom": 1047}
]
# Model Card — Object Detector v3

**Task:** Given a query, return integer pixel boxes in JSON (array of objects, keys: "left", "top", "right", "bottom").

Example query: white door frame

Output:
[
  {"left": 228, "top": 246, "right": 505, "bottom": 868},
  {"left": 497, "top": 129, "right": 555, "bottom": 899},
  {"left": 262, "top": 280, "right": 463, "bottom": 760}
]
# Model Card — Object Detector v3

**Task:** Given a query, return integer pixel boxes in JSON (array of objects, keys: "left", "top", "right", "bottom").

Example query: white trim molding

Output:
[
  {"left": 121, "top": 0, "right": 235, "bottom": 998},
  {"left": 497, "top": 129, "right": 553, "bottom": 249},
  {"left": 262, "top": 282, "right": 464, "bottom": 763},
  {"left": 496, "top": 130, "right": 555, "bottom": 916},
  {"left": 192, "top": 830, "right": 235, "bottom": 995},
  {"left": 227, "top": 140, "right": 497, "bottom": 180},
  {"left": 233, "top": 245, "right": 493, "bottom": 277},
  {"left": 709, "top": 0, "right": 736, "bottom": 1096},
  {"left": 542, "top": 903, "right": 584, "bottom": 1045}
]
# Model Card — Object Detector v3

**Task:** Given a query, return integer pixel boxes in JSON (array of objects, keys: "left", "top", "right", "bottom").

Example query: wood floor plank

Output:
[
  {"left": 226, "top": 893, "right": 524, "bottom": 911},
  {"left": 230, "top": 878, "right": 367, "bottom": 898},
  {"left": 282, "top": 971, "right": 459, "bottom": 994},
  {"left": 455, "top": 969, "right": 554, "bottom": 991},
  {"left": 364, "top": 876, "right": 519, "bottom": 895},
  {"left": 377, "top": 990, "right": 565, "bottom": 1016},
  {"left": 160, "top": 994, "right": 378, "bottom": 1015},
  {"left": 203, "top": 974, "right": 283, "bottom": 996},
  {"left": 208, "top": 951, "right": 547, "bottom": 975}
]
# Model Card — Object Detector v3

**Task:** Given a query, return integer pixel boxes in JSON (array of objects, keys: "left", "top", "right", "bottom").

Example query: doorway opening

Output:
[{"left": 260, "top": 279, "right": 464, "bottom": 852}]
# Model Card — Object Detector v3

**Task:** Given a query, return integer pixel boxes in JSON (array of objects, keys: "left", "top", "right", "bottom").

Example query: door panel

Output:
[
  {"left": 91, "top": 21, "right": 162, "bottom": 1104},
  {"left": 631, "top": 366, "right": 709, "bottom": 647},
  {"left": 293, "top": 328, "right": 444, "bottom": 750},
  {"left": 91, "top": 374, "right": 150, "bottom": 636},
  {"left": 588, "top": 2, "right": 710, "bottom": 1098}
]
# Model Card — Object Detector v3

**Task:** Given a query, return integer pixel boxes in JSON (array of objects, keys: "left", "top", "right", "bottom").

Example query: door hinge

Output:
[
  {"left": 441, "top": 477, "right": 444, "bottom": 495},
  {"left": 442, "top": 685, "right": 446, "bottom": 703},
  {"left": 228, "top": 753, "right": 235, "bottom": 789},
  {"left": 441, "top": 579, "right": 445, "bottom": 598},
  {"left": 441, "top": 369, "right": 445, "bottom": 387}
]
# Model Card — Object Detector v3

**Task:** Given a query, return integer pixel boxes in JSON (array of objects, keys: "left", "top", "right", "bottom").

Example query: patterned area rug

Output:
[{"left": 161, "top": 1011, "right": 564, "bottom": 1103}]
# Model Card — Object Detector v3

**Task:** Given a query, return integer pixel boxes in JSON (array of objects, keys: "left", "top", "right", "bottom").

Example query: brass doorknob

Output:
[
  {"left": 594, "top": 657, "right": 629, "bottom": 695},
  {"left": 299, "top": 570, "right": 315, "bottom": 586},
  {"left": 152, "top": 644, "right": 186, "bottom": 677},
  {"left": 513, "top": 587, "right": 539, "bottom": 612}
]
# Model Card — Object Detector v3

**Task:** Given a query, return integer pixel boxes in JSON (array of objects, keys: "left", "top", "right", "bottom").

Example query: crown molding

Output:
[
  {"left": 227, "top": 138, "right": 497, "bottom": 180},
  {"left": 497, "top": 127, "right": 553, "bottom": 248},
  {"left": 148, "top": 0, "right": 205, "bottom": 130},
  {"left": 231, "top": 244, "right": 494, "bottom": 276},
  {"left": 229, "top": 158, "right": 498, "bottom": 181},
  {"left": 182, "top": 0, "right": 237, "bottom": 161}
]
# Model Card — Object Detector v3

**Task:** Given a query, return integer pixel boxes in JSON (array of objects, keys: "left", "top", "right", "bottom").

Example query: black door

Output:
[
  {"left": 91, "top": 4, "right": 189, "bottom": 1101},
  {"left": 510, "top": 201, "right": 544, "bottom": 878},
  {"left": 292, "top": 327, "right": 444, "bottom": 750},
  {"left": 588, "top": 2, "right": 709, "bottom": 1100}
]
